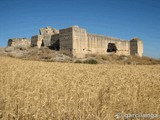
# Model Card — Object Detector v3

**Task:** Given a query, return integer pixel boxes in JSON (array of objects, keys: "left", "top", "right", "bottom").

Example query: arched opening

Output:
[{"left": 107, "top": 43, "right": 117, "bottom": 53}]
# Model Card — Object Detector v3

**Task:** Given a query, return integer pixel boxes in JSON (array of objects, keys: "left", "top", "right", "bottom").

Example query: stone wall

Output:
[
  {"left": 72, "top": 26, "right": 88, "bottom": 58},
  {"left": 42, "top": 35, "right": 52, "bottom": 47},
  {"left": 39, "top": 27, "right": 59, "bottom": 47},
  {"left": 29, "top": 26, "right": 143, "bottom": 58},
  {"left": 116, "top": 41, "right": 130, "bottom": 56},
  {"left": 87, "top": 34, "right": 130, "bottom": 56},
  {"left": 130, "top": 38, "right": 143, "bottom": 57},
  {"left": 31, "top": 35, "right": 43, "bottom": 48},
  {"left": 87, "top": 34, "right": 107, "bottom": 54},
  {"left": 8, "top": 38, "right": 31, "bottom": 48},
  {"left": 40, "top": 26, "right": 59, "bottom": 36},
  {"left": 59, "top": 26, "right": 132, "bottom": 58},
  {"left": 51, "top": 34, "right": 59, "bottom": 50},
  {"left": 137, "top": 40, "right": 143, "bottom": 57},
  {"left": 59, "top": 27, "right": 73, "bottom": 55},
  {"left": 31, "top": 27, "right": 59, "bottom": 48}
]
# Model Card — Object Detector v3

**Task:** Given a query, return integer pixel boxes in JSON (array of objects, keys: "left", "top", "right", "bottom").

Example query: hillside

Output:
[
  {"left": 0, "top": 57, "right": 160, "bottom": 119},
  {"left": 0, "top": 47, "right": 160, "bottom": 65}
]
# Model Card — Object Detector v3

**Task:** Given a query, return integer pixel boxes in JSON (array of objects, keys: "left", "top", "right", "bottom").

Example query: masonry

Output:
[
  {"left": 32, "top": 26, "right": 143, "bottom": 58},
  {"left": 31, "top": 27, "right": 59, "bottom": 48},
  {"left": 60, "top": 26, "right": 143, "bottom": 58},
  {"left": 8, "top": 26, "right": 143, "bottom": 58},
  {"left": 8, "top": 38, "right": 31, "bottom": 48}
]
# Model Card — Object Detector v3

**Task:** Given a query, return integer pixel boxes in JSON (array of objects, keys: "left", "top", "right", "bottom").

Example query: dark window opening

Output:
[{"left": 107, "top": 43, "right": 117, "bottom": 53}]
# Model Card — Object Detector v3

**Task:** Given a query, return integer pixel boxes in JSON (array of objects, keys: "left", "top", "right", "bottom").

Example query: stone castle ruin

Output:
[
  {"left": 31, "top": 27, "right": 59, "bottom": 48},
  {"left": 8, "top": 26, "right": 143, "bottom": 58},
  {"left": 8, "top": 38, "right": 31, "bottom": 48}
]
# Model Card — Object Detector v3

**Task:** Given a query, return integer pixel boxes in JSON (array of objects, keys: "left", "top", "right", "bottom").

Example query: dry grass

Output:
[
  {"left": 0, "top": 56, "right": 160, "bottom": 120},
  {"left": 86, "top": 54, "right": 160, "bottom": 65}
]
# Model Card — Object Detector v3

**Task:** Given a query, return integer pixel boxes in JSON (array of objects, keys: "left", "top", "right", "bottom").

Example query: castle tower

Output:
[
  {"left": 59, "top": 26, "right": 88, "bottom": 58},
  {"left": 130, "top": 37, "right": 143, "bottom": 57}
]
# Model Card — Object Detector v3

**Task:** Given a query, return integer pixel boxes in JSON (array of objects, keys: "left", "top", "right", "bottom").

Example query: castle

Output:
[{"left": 8, "top": 26, "right": 143, "bottom": 58}]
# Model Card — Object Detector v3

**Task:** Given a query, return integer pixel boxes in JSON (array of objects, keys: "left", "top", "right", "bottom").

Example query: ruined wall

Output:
[
  {"left": 72, "top": 26, "right": 88, "bottom": 58},
  {"left": 130, "top": 38, "right": 143, "bottom": 57},
  {"left": 40, "top": 27, "right": 59, "bottom": 47},
  {"left": 87, "top": 34, "right": 107, "bottom": 54},
  {"left": 29, "top": 26, "right": 143, "bottom": 58},
  {"left": 8, "top": 38, "right": 31, "bottom": 47},
  {"left": 116, "top": 41, "right": 130, "bottom": 56},
  {"left": 137, "top": 40, "right": 143, "bottom": 57},
  {"left": 42, "top": 35, "right": 51, "bottom": 47},
  {"left": 31, "top": 35, "right": 43, "bottom": 48},
  {"left": 87, "top": 34, "right": 130, "bottom": 56},
  {"left": 65, "top": 26, "right": 130, "bottom": 58},
  {"left": 59, "top": 27, "right": 73, "bottom": 55},
  {"left": 40, "top": 26, "right": 59, "bottom": 36},
  {"left": 31, "top": 27, "right": 59, "bottom": 48},
  {"left": 51, "top": 34, "right": 60, "bottom": 50}
]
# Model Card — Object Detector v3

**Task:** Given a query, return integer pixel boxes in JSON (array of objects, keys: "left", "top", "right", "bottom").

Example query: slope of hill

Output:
[{"left": 0, "top": 47, "right": 160, "bottom": 65}]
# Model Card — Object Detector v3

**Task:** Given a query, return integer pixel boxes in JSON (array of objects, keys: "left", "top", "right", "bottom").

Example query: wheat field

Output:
[{"left": 0, "top": 56, "right": 160, "bottom": 120}]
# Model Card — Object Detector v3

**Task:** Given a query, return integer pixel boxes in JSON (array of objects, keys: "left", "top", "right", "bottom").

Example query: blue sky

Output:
[{"left": 0, "top": 0, "right": 160, "bottom": 58}]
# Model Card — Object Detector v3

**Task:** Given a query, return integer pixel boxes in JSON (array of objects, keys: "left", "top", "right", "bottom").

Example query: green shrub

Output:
[
  {"left": 74, "top": 60, "right": 82, "bottom": 63},
  {"left": 83, "top": 59, "right": 98, "bottom": 64}
]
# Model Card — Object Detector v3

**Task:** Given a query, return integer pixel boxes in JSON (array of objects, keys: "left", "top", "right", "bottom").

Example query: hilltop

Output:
[{"left": 0, "top": 46, "right": 160, "bottom": 65}]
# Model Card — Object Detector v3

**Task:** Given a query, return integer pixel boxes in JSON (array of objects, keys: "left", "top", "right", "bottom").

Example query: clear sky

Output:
[{"left": 0, "top": 0, "right": 160, "bottom": 58}]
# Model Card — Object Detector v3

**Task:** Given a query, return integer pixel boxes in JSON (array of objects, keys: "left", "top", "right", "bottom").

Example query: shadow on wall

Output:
[{"left": 49, "top": 39, "right": 60, "bottom": 50}]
